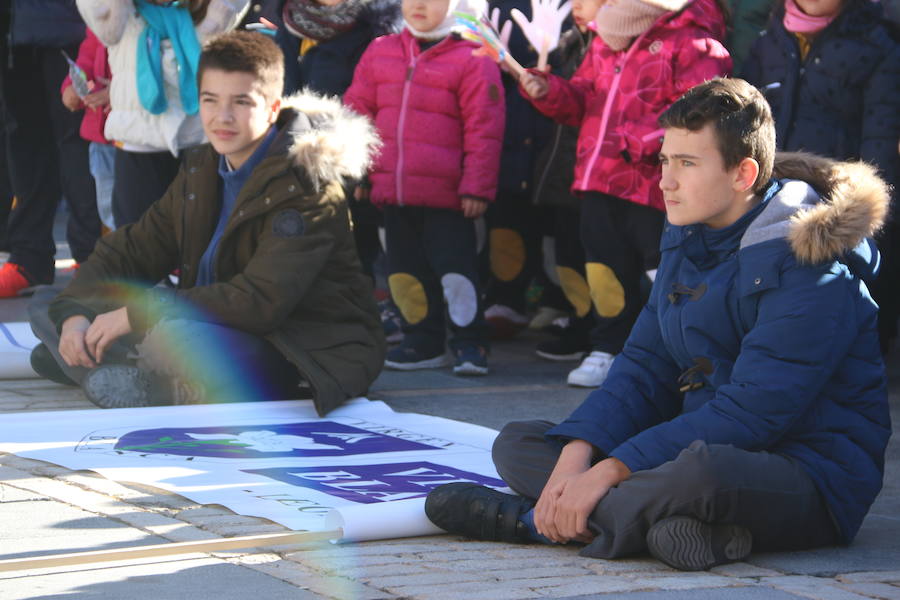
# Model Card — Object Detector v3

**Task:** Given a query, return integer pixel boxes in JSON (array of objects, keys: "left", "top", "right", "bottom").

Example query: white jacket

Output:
[{"left": 77, "top": 0, "right": 249, "bottom": 155}]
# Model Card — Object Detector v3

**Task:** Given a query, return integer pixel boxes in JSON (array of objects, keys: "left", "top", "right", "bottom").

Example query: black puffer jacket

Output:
[
  {"left": 532, "top": 27, "right": 593, "bottom": 208},
  {"left": 742, "top": 0, "right": 900, "bottom": 195},
  {"left": 278, "top": 0, "right": 402, "bottom": 97}
]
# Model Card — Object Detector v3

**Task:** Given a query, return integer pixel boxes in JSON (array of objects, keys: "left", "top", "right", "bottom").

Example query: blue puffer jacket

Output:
[
  {"left": 9, "top": 0, "right": 85, "bottom": 48},
  {"left": 741, "top": 0, "right": 900, "bottom": 195},
  {"left": 547, "top": 153, "right": 892, "bottom": 543}
]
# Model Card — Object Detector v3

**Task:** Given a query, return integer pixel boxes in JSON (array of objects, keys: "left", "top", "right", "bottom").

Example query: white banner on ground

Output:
[
  {"left": 0, "top": 399, "right": 506, "bottom": 540},
  {"left": 0, "top": 322, "right": 40, "bottom": 379}
]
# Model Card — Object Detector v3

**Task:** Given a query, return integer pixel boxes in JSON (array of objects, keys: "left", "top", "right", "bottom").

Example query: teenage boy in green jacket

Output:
[{"left": 29, "top": 31, "right": 385, "bottom": 415}]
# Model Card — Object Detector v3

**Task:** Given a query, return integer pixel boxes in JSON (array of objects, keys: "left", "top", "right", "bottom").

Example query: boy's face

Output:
[
  {"left": 659, "top": 125, "right": 756, "bottom": 230},
  {"left": 403, "top": 0, "right": 451, "bottom": 33},
  {"left": 199, "top": 68, "right": 280, "bottom": 170},
  {"left": 572, "top": 0, "right": 604, "bottom": 31}
]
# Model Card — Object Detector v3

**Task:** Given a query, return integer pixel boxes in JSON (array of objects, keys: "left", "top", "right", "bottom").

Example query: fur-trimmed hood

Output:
[
  {"left": 741, "top": 152, "right": 890, "bottom": 266},
  {"left": 271, "top": 91, "right": 380, "bottom": 189}
]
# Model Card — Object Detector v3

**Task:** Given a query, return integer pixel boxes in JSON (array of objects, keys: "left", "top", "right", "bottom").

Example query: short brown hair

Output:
[
  {"left": 198, "top": 31, "right": 284, "bottom": 101},
  {"left": 659, "top": 78, "right": 775, "bottom": 193}
]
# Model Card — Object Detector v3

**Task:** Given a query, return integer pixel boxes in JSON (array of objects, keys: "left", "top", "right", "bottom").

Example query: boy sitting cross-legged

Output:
[
  {"left": 29, "top": 31, "right": 385, "bottom": 415},
  {"left": 425, "top": 78, "right": 891, "bottom": 570}
]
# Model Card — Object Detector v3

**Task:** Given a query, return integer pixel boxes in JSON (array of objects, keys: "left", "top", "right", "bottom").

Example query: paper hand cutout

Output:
[{"left": 510, "top": 0, "right": 572, "bottom": 69}]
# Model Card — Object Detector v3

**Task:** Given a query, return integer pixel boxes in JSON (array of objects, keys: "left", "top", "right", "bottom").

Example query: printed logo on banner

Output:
[
  {"left": 100, "top": 422, "right": 441, "bottom": 459},
  {"left": 243, "top": 462, "right": 506, "bottom": 503}
]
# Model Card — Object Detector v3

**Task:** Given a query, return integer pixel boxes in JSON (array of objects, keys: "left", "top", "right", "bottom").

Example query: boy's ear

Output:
[
  {"left": 733, "top": 157, "right": 760, "bottom": 193},
  {"left": 268, "top": 97, "right": 282, "bottom": 123}
]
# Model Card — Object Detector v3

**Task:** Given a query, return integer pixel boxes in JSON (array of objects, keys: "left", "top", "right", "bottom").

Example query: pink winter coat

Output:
[
  {"left": 60, "top": 28, "right": 112, "bottom": 145},
  {"left": 344, "top": 29, "right": 504, "bottom": 210},
  {"left": 526, "top": 0, "right": 731, "bottom": 211}
]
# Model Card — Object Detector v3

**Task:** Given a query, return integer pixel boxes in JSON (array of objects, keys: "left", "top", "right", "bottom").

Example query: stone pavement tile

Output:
[
  {"left": 838, "top": 572, "right": 900, "bottom": 584},
  {"left": 840, "top": 583, "right": 900, "bottom": 600},
  {"left": 584, "top": 558, "right": 679, "bottom": 575},
  {"left": 0, "top": 483, "right": 46, "bottom": 502},
  {"left": 247, "top": 558, "right": 393, "bottom": 600},
  {"left": 762, "top": 576, "right": 877, "bottom": 600},
  {"left": 383, "top": 579, "right": 544, "bottom": 600},
  {"left": 749, "top": 515, "right": 900, "bottom": 575},
  {"left": 554, "top": 586, "right": 808, "bottom": 599},
  {"left": 711, "top": 562, "right": 785, "bottom": 578},
  {"left": 0, "top": 556, "right": 322, "bottom": 600},
  {"left": 515, "top": 573, "right": 747, "bottom": 597}
]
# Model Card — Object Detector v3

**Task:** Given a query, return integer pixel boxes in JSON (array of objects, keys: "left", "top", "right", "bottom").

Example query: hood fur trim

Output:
[
  {"left": 276, "top": 91, "right": 380, "bottom": 188},
  {"left": 773, "top": 152, "right": 890, "bottom": 264}
]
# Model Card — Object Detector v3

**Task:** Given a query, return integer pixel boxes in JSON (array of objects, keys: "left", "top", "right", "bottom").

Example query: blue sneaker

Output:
[
  {"left": 384, "top": 344, "right": 450, "bottom": 370},
  {"left": 379, "top": 299, "right": 404, "bottom": 344},
  {"left": 453, "top": 345, "right": 488, "bottom": 376}
]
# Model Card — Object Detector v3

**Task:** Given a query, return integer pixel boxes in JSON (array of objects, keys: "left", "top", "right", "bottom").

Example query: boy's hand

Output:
[
  {"left": 353, "top": 185, "right": 370, "bottom": 201},
  {"left": 84, "top": 307, "right": 132, "bottom": 364},
  {"left": 61, "top": 85, "right": 83, "bottom": 112},
  {"left": 521, "top": 69, "right": 550, "bottom": 99},
  {"left": 534, "top": 439, "right": 593, "bottom": 542},
  {"left": 461, "top": 196, "right": 487, "bottom": 218},
  {"left": 59, "top": 315, "right": 96, "bottom": 368},
  {"left": 550, "top": 458, "right": 631, "bottom": 542}
]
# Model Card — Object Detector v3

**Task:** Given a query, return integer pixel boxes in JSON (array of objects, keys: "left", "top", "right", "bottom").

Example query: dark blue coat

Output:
[
  {"left": 741, "top": 0, "right": 900, "bottom": 195},
  {"left": 488, "top": 0, "right": 552, "bottom": 196},
  {"left": 278, "top": 0, "right": 402, "bottom": 97},
  {"left": 547, "top": 155, "right": 891, "bottom": 543},
  {"left": 9, "top": 0, "right": 84, "bottom": 48}
]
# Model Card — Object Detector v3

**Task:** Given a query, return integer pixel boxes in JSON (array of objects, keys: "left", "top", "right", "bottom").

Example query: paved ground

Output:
[{"left": 1, "top": 247, "right": 898, "bottom": 599}]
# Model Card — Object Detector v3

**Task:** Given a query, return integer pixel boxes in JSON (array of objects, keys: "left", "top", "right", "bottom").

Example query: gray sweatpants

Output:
[{"left": 492, "top": 420, "right": 838, "bottom": 559}]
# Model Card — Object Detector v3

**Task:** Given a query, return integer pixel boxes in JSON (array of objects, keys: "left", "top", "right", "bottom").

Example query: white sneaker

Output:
[{"left": 567, "top": 351, "right": 615, "bottom": 387}]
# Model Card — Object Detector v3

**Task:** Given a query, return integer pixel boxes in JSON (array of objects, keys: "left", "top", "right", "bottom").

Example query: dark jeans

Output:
[
  {"left": 29, "top": 290, "right": 304, "bottom": 401},
  {"left": 383, "top": 205, "right": 487, "bottom": 353},
  {"left": 580, "top": 193, "right": 664, "bottom": 355},
  {"left": 1, "top": 45, "right": 101, "bottom": 280},
  {"left": 112, "top": 148, "right": 181, "bottom": 227},
  {"left": 484, "top": 191, "right": 541, "bottom": 313},
  {"left": 492, "top": 420, "right": 838, "bottom": 558}
]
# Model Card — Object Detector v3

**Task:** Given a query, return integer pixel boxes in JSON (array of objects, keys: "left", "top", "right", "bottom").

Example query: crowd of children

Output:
[{"left": 0, "top": 0, "right": 898, "bottom": 390}]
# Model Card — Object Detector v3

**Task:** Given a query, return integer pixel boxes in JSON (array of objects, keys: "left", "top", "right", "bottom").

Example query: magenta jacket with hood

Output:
[
  {"left": 344, "top": 29, "right": 505, "bottom": 210},
  {"left": 526, "top": 0, "right": 731, "bottom": 211}
]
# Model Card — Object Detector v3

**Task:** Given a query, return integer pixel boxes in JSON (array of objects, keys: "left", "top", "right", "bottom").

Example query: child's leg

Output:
[
  {"left": 88, "top": 142, "right": 116, "bottom": 231},
  {"left": 421, "top": 208, "right": 488, "bottom": 358},
  {"left": 112, "top": 148, "right": 180, "bottom": 227},
  {"left": 383, "top": 206, "right": 447, "bottom": 361},
  {"left": 580, "top": 193, "right": 664, "bottom": 355}
]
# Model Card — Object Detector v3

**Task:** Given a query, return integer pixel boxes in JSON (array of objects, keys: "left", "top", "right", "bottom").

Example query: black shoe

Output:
[
  {"left": 425, "top": 482, "right": 535, "bottom": 543},
  {"left": 82, "top": 364, "right": 171, "bottom": 409},
  {"left": 536, "top": 333, "right": 591, "bottom": 361},
  {"left": 646, "top": 516, "right": 752, "bottom": 571},
  {"left": 30, "top": 343, "right": 77, "bottom": 386}
]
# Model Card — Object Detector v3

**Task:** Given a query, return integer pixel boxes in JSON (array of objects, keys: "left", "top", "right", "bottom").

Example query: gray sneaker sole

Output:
[
  {"left": 646, "top": 516, "right": 752, "bottom": 571},
  {"left": 384, "top": 354, "right": 452, "bottom": 371},
  {"left": 82, "top": 365, "right": 161, "bottom": 409}
]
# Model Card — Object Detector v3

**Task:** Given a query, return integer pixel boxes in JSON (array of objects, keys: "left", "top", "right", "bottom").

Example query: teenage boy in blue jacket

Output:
[{"left": 425, "top": 77, "right": 892, "bottom": 571}]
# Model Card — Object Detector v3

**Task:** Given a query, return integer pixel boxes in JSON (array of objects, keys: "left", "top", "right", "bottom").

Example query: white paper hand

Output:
[
  {"left": 510, "top": 0, "right": 572, "bottom": 68},
  {"left": 490, "top": 7, "right": 513, "bottom": 52}
]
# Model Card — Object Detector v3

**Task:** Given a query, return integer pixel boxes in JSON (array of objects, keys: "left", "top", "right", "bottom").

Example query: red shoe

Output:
[{"left": 0, "top": 262, "right": 33, "bottom": 298}]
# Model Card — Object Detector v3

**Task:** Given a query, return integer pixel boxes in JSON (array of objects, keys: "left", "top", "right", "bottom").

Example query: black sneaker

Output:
[
  {"left": 646, "top": 516, "right": 752, "bottom": 571},
  {"left": 425, "top": 482, "right": 534, "bottom": 543},
  {"left": 384, "top": 344, "right": 450, "bottom": 370},
  {"left": 30, "top": 343, "right": 77, "bottom": 386},
  {"left": 536, "top": 334, "right": 591, "bottom": 361}
]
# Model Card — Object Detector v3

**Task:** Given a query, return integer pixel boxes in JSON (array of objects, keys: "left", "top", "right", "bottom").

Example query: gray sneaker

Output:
[
  {"left": 646, "top": 516, "right": 752, "bottom": 571},
  {"left": 81, "top": 364, "right": 169, "bottom": 409}
]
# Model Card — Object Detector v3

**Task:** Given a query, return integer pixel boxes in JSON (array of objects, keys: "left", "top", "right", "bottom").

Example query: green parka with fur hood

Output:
[{"left": 49, "top": 92, "right": 386, "bottom": 416}]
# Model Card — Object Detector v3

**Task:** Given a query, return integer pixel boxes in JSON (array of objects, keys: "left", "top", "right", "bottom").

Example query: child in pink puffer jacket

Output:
[{"left": 344, "top": 0, "right": 504, "bottom": 376}]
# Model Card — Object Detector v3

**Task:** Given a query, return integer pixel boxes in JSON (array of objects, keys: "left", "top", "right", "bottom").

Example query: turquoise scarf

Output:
[{"left": 135, "top": 0, "right": 202, "bottom": 115}]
